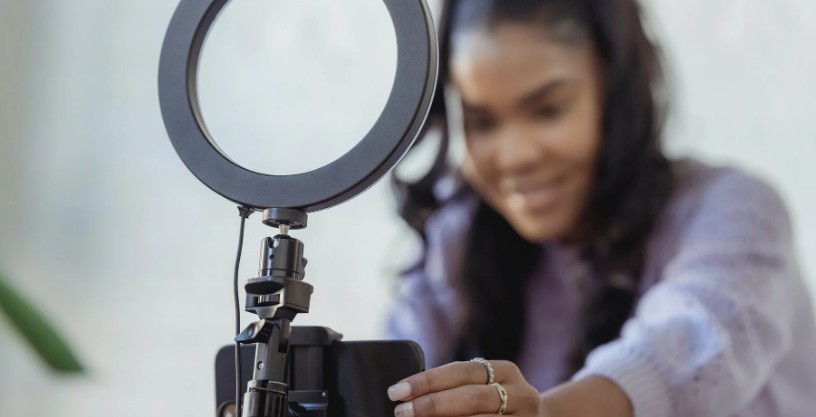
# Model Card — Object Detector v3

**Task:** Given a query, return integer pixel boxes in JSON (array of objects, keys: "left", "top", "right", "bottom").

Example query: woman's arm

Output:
[
  {"left": 540, "top": 377, "right": 632, "bottom": 417},
  {"left": 571, "top": 171, "right": 801, "bottom": 417}
]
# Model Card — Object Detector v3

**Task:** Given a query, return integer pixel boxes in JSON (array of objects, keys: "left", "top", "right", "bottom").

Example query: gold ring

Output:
[{"left": 489, "top": 382, "right": 508, "bottom": 415}]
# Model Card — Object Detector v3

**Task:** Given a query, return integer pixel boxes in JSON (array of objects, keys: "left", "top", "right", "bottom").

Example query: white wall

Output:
[
  {"left": 0, "top": 1, "right": 814, "bottom": 416},
  {"left": 644, "top": 0, "right": 816, "bottom": 281}
]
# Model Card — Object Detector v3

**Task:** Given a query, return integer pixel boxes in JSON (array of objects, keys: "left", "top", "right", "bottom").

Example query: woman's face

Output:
[{"left": 451, "top": 23, "right": 605, "bottom": 243}]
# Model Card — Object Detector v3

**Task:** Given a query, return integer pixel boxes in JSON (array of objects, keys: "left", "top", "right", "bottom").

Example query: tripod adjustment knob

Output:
[{"left": 235, "top": 320, "right": 277, "bottom": 344}]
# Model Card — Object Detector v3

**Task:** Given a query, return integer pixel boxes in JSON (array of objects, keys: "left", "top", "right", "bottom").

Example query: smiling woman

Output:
[{"left": 388, "top": 0, "right": 816, "bottom": 416}]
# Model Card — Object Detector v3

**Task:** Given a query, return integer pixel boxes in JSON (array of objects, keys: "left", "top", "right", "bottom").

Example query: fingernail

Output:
[
  {"left": 394, "top": 401, "right": 414, "bottom": 416},
  {"left": 387, "top": 382, "right": 412, "bottom": 401}
]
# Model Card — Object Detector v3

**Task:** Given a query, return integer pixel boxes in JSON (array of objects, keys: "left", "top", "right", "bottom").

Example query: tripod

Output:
[
  {"left": 234, "top": 208, "right": 322, "bottom": 417},
  {"left": 225, "top": 208, "right": 425, "bottom": 417}
]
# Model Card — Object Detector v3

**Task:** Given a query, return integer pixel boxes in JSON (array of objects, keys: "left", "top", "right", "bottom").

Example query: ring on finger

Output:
[
  {"left": 489, "top": 382, "right": 508, "bottom": 415},
  {"left": 470, "top": 357, "right": 495, "bottom": 385}
]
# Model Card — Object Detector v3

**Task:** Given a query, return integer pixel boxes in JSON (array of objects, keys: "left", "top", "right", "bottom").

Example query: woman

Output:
[{"left": 386, "top": 0, "right": 816, "bottom": 416}]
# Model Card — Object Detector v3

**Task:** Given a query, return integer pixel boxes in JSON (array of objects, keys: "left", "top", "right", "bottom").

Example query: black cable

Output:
[{"left": 234, "top": 206, "right": 253, "bottom": 416}]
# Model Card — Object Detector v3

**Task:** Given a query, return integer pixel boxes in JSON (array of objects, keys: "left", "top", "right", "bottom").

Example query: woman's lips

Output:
[{"left": 507, "top": 177, "right": 565, "bottom": 212}]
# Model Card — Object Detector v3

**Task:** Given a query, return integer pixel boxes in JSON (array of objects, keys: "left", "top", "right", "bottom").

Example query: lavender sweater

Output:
[{"left": 387, "top": 159, "right": 816, "bottom": 417}]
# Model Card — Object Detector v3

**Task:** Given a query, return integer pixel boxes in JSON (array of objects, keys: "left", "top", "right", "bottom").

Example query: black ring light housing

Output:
[{"left": 159, "top": 0, "right": 438, "bottom": 212}]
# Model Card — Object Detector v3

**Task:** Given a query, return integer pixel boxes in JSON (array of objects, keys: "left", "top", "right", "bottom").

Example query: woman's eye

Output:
[
  {"left": 464, "top": 117, "right": 495, "bottom": 133},
  {"left": 534, "top": 103, "right": 567, "bottom": 120}
]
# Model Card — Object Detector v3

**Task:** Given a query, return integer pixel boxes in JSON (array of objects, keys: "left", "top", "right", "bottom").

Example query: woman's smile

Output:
[{"left": 506, "top": 172, "right": 568, "bottom": 213}]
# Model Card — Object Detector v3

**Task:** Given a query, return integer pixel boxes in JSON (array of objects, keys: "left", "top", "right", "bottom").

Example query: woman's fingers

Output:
[
  {"left": 389, "top": 360, "right": 519, "bottom": 402},
  {"left": 393, "top": 384, "right": 509, "bottom": 417},
  {"left": 388, "top": 360, "right": 541, "bottom": 417}
]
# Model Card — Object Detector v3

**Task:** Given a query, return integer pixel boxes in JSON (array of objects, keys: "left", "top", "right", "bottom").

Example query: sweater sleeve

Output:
[
  {"left": 386, "top": 267, "right": 460, "bottom": 368},
  {"left": 573, "top": 171, "right": 800, "bottom": 417},
  {"left": 385, "top": 198, "right": 474, "bottom": 368}
]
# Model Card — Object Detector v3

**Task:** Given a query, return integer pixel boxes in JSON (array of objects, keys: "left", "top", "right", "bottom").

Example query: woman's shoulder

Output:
[
  {"left": 671, "top": 158, "right": 785, "bottom": 210},
  {"left": 668, "top": 158, "right": 790, "bottom": 232},
  {"left": 421, "top": 187, "right": 480, "bottom": 281},
  {"left": 425, "top": 187, "right": 480, "bottom": 236},
  {"left": 647, "top": 158, "right": 793, "bottom": 267}
]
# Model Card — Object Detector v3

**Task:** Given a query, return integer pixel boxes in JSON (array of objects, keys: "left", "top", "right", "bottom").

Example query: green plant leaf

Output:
[{"left": 0, "top": 270, "right": 83, "bottom": 373}]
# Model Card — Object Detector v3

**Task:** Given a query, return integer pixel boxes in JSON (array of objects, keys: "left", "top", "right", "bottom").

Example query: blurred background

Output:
[{"left": 0, "top": 0, "right": 814, "bottom": 415}]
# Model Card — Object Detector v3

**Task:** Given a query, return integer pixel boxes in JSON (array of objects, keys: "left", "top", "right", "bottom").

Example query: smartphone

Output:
[{"left": 215, "top": 329, "right": 424, "bottom": 417}]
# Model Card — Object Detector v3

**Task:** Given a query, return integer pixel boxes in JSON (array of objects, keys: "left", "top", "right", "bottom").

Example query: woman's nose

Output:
[{"left": 495, "top": 126, "right": 543, "bottom": 174}]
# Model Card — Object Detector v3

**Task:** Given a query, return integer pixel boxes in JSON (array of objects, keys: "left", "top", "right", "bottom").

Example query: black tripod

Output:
[
  {"left": 234, "top": 208, "right": 322, "bottom": 417},
  {"left": 214, "top": 207, "right": 425, "bottom": 417}
]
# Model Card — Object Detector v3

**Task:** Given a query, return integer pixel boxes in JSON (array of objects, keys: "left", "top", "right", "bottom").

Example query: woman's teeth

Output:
[{"left": 508, "top": 181, "right": 560, "bottom": 211}]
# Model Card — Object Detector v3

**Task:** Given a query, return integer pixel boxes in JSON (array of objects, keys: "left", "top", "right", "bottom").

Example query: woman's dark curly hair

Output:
[{"left": 393, "top": 0, "right": 674, "bottom": 376}]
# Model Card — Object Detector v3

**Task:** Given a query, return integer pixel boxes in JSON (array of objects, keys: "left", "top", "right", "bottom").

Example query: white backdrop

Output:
[{"left": 0, "top": 1, "right": 814, "bottom": 416}]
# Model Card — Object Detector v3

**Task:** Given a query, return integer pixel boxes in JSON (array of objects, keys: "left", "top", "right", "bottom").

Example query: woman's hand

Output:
[{"left": 386, "top": 360, "right": 542, "bottom": 417}]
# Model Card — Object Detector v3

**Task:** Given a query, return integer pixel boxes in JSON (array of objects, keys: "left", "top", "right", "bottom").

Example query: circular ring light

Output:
[{"left": 159, "top": 0, "right": 438, "bottom": 211}]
